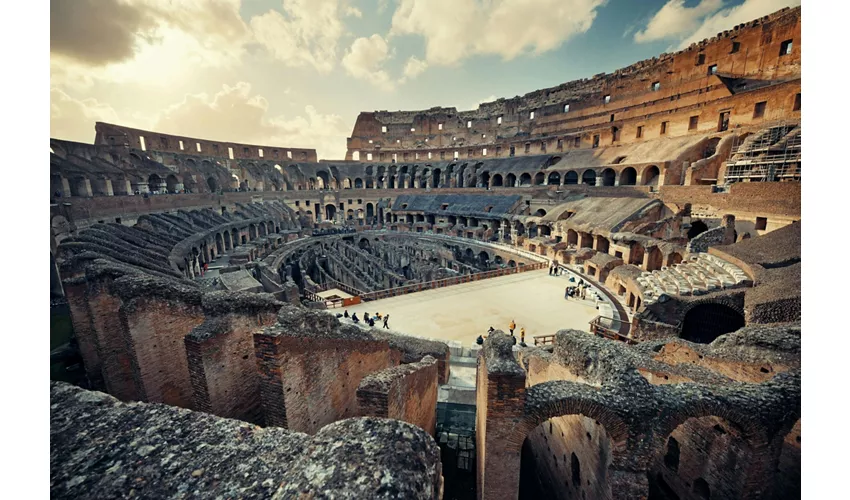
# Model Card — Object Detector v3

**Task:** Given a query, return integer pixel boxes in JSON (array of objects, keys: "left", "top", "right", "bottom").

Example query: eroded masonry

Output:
[{"left": 50, "top": 6, "right": 800, "bottom": 500}]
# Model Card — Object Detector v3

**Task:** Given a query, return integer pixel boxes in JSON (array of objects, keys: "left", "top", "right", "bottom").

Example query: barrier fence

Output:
[
  {"left": 589, "top": 316, "right": 636, "bottom": 344},
  {"left": 360, "top": 261, "right": 548, "bottom": 301}
]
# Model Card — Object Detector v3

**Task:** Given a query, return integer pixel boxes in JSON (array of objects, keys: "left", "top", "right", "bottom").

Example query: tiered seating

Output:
[{"left": 637, "top": 253, "right": 752, "bottom": 303}]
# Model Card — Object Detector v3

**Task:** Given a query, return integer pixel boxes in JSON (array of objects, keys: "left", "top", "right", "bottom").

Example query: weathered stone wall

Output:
[
  {"left": 50, "top": 382, "right": 443, "bottom": 500},
  {"left": 357, "top": 355, "right": 439, "bottom": 435}
]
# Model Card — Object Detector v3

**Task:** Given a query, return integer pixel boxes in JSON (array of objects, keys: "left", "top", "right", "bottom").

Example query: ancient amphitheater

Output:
[{"left": 50, "top": 6, "right": 801, "bottom": 500}]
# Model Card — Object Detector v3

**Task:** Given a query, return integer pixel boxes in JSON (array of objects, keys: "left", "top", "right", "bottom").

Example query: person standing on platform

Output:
[
  {"left": 565, "top": 286, "right": 570, "bottom": 299},
  {"left": 509, "top": 320, "right": 516, "bottom": 335},
  {"left": 383, "top": 315, "right": 390, "bottom": 329},
  {"left": 520, "top": 328, "right": 526, "bottom": 344}
]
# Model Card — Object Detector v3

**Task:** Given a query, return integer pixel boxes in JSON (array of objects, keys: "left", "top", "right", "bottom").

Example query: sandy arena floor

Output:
[{"left": 345, "top": 269, "right": 600, "bottom": 345}]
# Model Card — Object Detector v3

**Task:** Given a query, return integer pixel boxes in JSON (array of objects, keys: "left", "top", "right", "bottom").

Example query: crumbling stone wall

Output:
[
  {"left": 50, "top": 381, "right": 443, "bottom": 500},
  {"left": 357, "top": 355, "right": 439, "bottom": 435},
  {"left": 478, "top": 328, "right": 800, "bottom": 500}
]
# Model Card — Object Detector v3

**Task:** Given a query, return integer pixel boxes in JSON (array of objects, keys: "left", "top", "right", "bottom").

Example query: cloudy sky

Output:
[{"left": 50, "top": 0, "right": 799, "bottom": 160}]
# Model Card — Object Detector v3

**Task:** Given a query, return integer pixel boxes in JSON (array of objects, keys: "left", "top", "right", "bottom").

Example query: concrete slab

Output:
[
  {"left": 318, "top": 288, "right": 353, "bottom": 300},
  {"left": 354, "top": 269, "right": 599, "bottom": 346}
]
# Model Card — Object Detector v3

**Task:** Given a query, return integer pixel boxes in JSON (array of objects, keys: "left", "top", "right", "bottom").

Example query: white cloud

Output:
[
  {"left": 50, "top": 88, "right": 120, "bottom": 142},
  {"left": 344, "top": 6, "right": 363, "bottom": 18},
  {"left": 634, "top": 0, "right": 801, "bottom": 49},
  {"left": 633, "top": 0, "right": 723, "bottom": 43},
  {"left": 390, "top": 0, "right": 605, "bottom": 66},
  {"left": 250, "top": 0, "right": 347, "bottom": 73},
  {"left": 152, "top": 82, "right": 350, "bottom": 159},
  {"left": 341, "top": 35, "right": 395, "bottom": 90},
  {"left": 402, "top": 56, "right": 428, "bottom": 80}
]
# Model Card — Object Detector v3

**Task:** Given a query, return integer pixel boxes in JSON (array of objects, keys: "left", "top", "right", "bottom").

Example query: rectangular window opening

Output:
[
  {"left": 482, "top": 148, "right": 487, "bottom": 156},
  {"left": 228, "top": 147, "right": 234, "bottom": 160},
  {"left": 755, "top": 217, "right": 768, "bottom": 230},
  {"left": 660, "top": 121, "right": 668, "bottom": 135},
  {"left": 780, "top": 39, "right": 793, "bottom": 56},
  {"left": 529, "top": 111, "right": 535, "bottom": 119},
  {"left": 259, "top": 148, "right": 264, "bottom": 157},
  {"left": 563, "top": 104, "right": 570, "bottom": 113},
  {"left": 196, "top": 142, "right": 201, "bottom": 152},
  {"left": 753, "top": 101, "right": 767, "bottom": 119},
  {"left": 438, "top": 123, "right": 443, "bottom": 130},
  {"left": 689, "top": 116, "right": 699, "bottom": 130},
  {"left": 381, "top": 126, "right": 387, "bottom": 133},
  {"left": 707, "top": 64, "right": 718, "bottom": 75},
  {"left": 604, "top": 95, "right": 611, "bottom": 104},
  {"left": 636, "top": 126, "right": 643, "bottom": 139},
  {"left": 793, "top": 93, "right": 801, "bottom": 111},
  {"left": 717, "top": 111, "right": 730, "bottom": 132},
  {"left": 139, "top": 136, "right": 146, "bottom": 151},
  {"left": 696, "top": 53, "right": 706, "bottom": 65},
  {"left": 731, "top": 41, "right": 741, "bottom": 54},
  {"left": 179, "top": 140, "right": 184, "bottom": 150},
  {"left": 651, "top": 82, "right": 660, "bottom": 92},
  {"left": 467, "top": 121, "right": 472, "bottom": 128},
  {"left": 497, "top": 116, "right": 503, "bottom": 125},
  {"left": 592, "top": 135, "right": 600, "bottom": 149},
  {"left": 287, "top": 151, "right": 293, "bottom": 159}
]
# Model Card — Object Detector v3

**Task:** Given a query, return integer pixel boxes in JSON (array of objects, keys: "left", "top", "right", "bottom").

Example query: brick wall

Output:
[
  {"left": 85, "top": 275, "right": 140, "bottom": 401},
  {"left": 185, "top": 312, "right": 278, "bottom": 425},
  {"left": 254, "top": 332, "right": 399, "bottom": 434},
  {"left": 119, "top": 296, "right": 204, "bottom": 408},
  {"left": 356, "top": 356, "right": 438, "bottom": 435},
  {"left": 63, "top": 279, "right": 104, "bottom": 390}
]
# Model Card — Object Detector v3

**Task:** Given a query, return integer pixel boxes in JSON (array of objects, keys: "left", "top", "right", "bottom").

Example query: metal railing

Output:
[{"left": 360, "top": 261, "right": 547, "bottom": 301}]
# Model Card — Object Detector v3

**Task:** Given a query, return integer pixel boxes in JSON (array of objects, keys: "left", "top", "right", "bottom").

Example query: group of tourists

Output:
[
  {"left": 548, "top": 264, "right": 563, "bottom": 276},
  {"left": 476, "top": 319, "right": 527, "bottom": 347},
  {"left": 343, "top": 309, "right": 390, "bottom": 329},
  {"left": 565, "top": 277, "right": 588, "bottom": 300}
]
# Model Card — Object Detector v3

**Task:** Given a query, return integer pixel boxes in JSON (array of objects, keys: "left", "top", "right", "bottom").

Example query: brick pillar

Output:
[
  {"left": 476, "top": 333, "right": 527, "bottom": 500},
  {"left": 63, "top": 277, "right": 104, "bottom": 390},
  {"left": 85, "top": 270, "right": 141, "bottom": 401}
]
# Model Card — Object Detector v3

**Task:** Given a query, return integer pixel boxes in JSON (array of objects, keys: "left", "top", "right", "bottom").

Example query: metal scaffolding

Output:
[{"left": 724, "top": 121, "right": 801, "bottom": 183}]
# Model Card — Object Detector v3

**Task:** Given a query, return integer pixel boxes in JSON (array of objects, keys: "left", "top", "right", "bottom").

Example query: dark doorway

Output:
[{"left": 681, "top": 304, "right": 745, "bottom": 343}]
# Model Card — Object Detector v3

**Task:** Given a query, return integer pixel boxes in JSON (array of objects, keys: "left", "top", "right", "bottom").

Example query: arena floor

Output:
[{"left": 345, "top": 269, "right": 601, "bottom": 345}]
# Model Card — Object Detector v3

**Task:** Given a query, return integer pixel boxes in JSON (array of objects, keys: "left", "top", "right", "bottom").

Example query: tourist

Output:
[
  {"left": 488, "top": 326, "right": 495, "bottom": 334},
  {"left": 376, "top": 312, "right": 382, "bottom": 319},
  {"left": 521, "top": 328, "right": 526, "bottom": 344},
  {"left": 351, "top": 313, "right": 359, "bottom": 323},
  {"left": 368, "top": 317, "right": 375, "bottom": 327},
  {"left": 565, "top": 286, "right": 570, "bottom": 299},
  {"left": 344, "top": 310, "right": 349, "bottom": 318},
  {"left": 476, "top": 335, "right": 484, "bottom": 345},
  {"left": 383, "top": 315, "right": 390, "bottom": 329},
  {"left": 509, "top": 320, "right": 516, "bottom": 334}
]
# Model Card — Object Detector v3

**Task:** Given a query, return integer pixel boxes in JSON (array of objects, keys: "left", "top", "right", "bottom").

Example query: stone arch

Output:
[
  {"left": 642, "top": 165, "right": 660, "bottom": 186},
  {"left": 343, "top": 177, "right": 352, "bottom": 189},
  {"left": 533, "top": 172, "right": 545, "bottom": 185},
  {"left": 166, "top": 174, "right": 180, "bottom": 193},
  {"left": 567, "top": 229, "right": 578, "bottom": 246},
  {"left": 506, "top": 173, "right": 517, "bottom": 187},
  {"left": 547, "top": 172, "right": 561, "bottom": 185},
  {"left": 316, "top": 171, "right": 331, "bottom": 189},
  {"left": 688, "top": 220, "right": 709, "bottom": 239},
  {"left": 432, "top": 168, "right": 442, "bottom": 188},
  {"left": 515, "top": 383, "right": 633, "bottom": 499},
  {"left": 565, "top": 171, "right": 579, "bottom": 185},
  {"left": 354, "top": 177, "right": 364, "bottom": 189},
  {"left": 477, "top": 251, "right": 490, "bottom": 268},
  {"left": 653, "top": 409, "right": 771, "bottom": 499},
  {"left": 215, "top": 232, "right": 224, "bottom": 254},
  {"left": 646, "top": 246, "right": 663, "bottom": 271},
  {"left": 581, "top": 169, "right": 597, "bottom": 185},
  {"left": 681, "top": 303, "right": 745, "bottom": 344},
  {"left": 492, "top": 174, "right": 504, "bottom": 187},
  {"left": 366, "top": 203, "right": 375, "bottom": 220},
  {"left": 619, "top": 167, "right": 637, "bottom": 186},
  {"left": 248, "top": 224, "right": 257, "bottom": 240},
  {"left": 325, "top": 204, "right": 336, "bottom": 221},
  {"left": 666, "top": 252, "right": 683, "bottom": 266},
  {"left": 535, "top": 209, "right": 547, "bottom": 217},
  {"left": 601, "top": 168, "right": 616, "bottom": 186},
  {"left": 148, "top": 174, "right": 164, "bottom": 193},
  {"left": 519, "top": 173, "right": 532, "bottom": 186}
]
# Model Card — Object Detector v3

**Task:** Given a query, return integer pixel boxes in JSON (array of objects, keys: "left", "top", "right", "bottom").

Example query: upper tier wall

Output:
[
  {"left": 95, "top": 122, "right": 318, "bottom": 163},
  {"left": 346, "top": 6, "right": 800, "bottom": 160}
]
